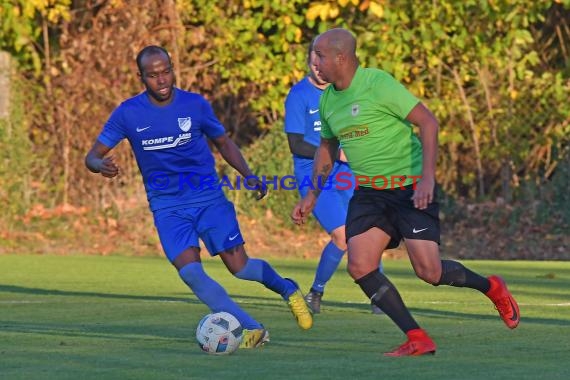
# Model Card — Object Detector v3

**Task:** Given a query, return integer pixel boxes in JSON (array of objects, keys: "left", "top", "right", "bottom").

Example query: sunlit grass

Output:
[{"left": 1, "top": 255, "right": 569, "bottom": 380}]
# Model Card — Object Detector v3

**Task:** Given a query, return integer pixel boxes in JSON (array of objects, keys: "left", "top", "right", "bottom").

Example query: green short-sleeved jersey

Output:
[{"left": 320, "top": 67, "right": 423, "bottom": 187}]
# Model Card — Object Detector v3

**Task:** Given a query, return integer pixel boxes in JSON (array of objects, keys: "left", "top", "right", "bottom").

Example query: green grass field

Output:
[{"left": 1, "top": 255, "right": 569, "bottom": 380}]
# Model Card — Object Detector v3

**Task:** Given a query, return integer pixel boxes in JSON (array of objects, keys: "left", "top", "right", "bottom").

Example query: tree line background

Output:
[{"left": 0, "top": 0, "right": 568, "bottom": 259}]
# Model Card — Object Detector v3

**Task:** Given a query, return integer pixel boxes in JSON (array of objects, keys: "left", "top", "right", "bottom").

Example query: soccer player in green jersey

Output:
[{"left": 291, "top": 28, "right": 520, "bottom": 357}]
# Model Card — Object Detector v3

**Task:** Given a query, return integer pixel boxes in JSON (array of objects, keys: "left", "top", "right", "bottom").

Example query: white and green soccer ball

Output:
[{"left": 196, "top": 312, "right": 243, "bottom": 355}]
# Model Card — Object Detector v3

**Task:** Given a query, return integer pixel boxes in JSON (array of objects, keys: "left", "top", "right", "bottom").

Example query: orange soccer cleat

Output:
[
  {"left": 485, "top": 275, "right": 520, "bottom": 329},
  {"left": 384, "top": 329, "right": 437, "bottom": 357}
]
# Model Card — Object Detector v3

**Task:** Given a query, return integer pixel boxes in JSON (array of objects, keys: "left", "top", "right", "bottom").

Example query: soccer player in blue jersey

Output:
[
  {"left": 284, "top": 40, "right": 384, "bottom": 314},
  {"left": 85, "top": 46, "right": 312, "bottom": 348}
]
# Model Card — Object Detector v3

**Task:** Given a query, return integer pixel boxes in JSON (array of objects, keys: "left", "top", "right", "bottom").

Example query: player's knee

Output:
[
  {"left": 331, "top": 238, "right": 347, "bottom": 251},
  {"left": 417, "top": 271, "right": 441, "bottom": 286},
  {"left": 415, "top": 268, "right": 440, "bottom": 285},
  {"left": 330, "top": 228, "right": 347, "bottom": 251},
  {"left": 347, "top": 261, "right": 368, "bottom": 280},
  {"left": 219, "top": 245, "right": 249, "bottom": 275},
  {"left": 346, "top": 266, "right": 359, "bottom": 280},
  {"left": 172, "top": 248, "right": 201, "bottom": 270}
]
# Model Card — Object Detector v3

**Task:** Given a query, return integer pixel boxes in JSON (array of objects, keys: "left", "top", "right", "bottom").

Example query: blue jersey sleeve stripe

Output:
[{"left": 97, "top": 130, "right": 121, "bottom": 149}]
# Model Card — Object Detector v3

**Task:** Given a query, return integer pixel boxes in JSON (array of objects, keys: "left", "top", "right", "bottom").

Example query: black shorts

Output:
[{"left": 345, "top": 185, "right": 440, "bottom": 249}]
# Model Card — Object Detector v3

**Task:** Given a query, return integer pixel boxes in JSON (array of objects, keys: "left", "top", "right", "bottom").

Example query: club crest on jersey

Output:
[
  {"left": 178, "top": 117, "right": 192, "bottom": 132},
  {"left": 351, "top": 104, "right": 360, "bottom": 117}
]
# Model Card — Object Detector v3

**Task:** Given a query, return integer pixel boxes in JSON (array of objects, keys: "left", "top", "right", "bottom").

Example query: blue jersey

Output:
[
  {"left": 284, "top": 77, "right": 323, "bottom": 175},
  {"left": 284, "top": 77, "right": 352, "bottom": 179},
  {"left": 98, "top": 88, "right": 226, "bottom": 211},
  {"left": 284, "top": 77, "right": 354, "bottom": 233}
]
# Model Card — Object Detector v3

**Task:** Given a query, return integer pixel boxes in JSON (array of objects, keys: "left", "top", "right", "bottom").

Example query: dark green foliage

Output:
[
  {"left": 0, "top": 0, "right": 568, "bottom": 251},
  {"left": 222, "top": 122, "right": 301, "bottom": 222}
]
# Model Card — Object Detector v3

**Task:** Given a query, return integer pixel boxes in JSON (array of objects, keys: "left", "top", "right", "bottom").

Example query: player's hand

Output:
[
  {"left": 99, "top": 156, "right": 119, "bottom": 178},
  {"left": 291, "top": 192, "right": 317, "bottom": 225},
  {"left": 246, "top": 176, "right": 268, "bottom": 200},
  {"left": 411, "top": 176, "right": 434, "bottom": 209}
]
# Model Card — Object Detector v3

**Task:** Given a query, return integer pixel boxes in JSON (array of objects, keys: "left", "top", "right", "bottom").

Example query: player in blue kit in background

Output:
[
  {"left": 85, "top": 46, "right": 312, "bottom": 348},
  {"left": 284, "top": 40, "right": 383, "bottom": 314}
]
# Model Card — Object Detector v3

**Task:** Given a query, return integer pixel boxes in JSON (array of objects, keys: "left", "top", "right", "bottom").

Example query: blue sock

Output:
[
  {"left": 311, "top": 241, "right": 345, "bottom": 293},
  {"left": 179, "top": 262, "right": 261, "bottom": 329},
  {"left": 234, "top": 258, "right": 297, "bottom": 299}
]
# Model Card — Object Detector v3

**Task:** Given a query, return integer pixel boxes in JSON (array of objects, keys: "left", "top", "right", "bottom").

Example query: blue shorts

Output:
[
  {"left": 152, "top": 199, "right": 244, "bottom": 262},
  {"left": 297, "top": 162, "right": 354, "bottom": 233}
]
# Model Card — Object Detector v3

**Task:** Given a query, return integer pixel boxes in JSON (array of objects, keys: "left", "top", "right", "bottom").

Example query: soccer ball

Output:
[{"left": 196, "top": 312, "right": 243, "bottom": 355}]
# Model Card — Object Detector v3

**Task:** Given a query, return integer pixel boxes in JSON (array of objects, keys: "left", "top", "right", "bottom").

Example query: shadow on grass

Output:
[
  {"left": 289, "top": 296, "right": 570, "bottom": 328},
  {"left": 0, "top": 319, "right": 194, "bottom": 344},
  {"left": 405, "top": 306, "right": 570, "bottom": 327},
  {"left": 0, "top": 284, "right": 294, "bottom": 312},
  {"left": 0, "top": 284, "right": 197, "bottom": 304},
  {"left": 3, "top": 284, "right": 568, "bottom": 329}
]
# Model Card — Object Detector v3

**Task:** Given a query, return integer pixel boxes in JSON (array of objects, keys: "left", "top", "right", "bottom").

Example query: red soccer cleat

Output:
[
  {"left": 485, "top": 275, "right": 520, "bottom": 329},
  {"left": 384, "top": 329, "right": 436, "bottom": 357}
]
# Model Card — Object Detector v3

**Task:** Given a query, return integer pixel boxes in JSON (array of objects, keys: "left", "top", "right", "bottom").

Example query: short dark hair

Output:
[
  {"left": 136, "top": 46, "right": 171, "bottom": 73},
  {"left": 306, "top": 37, "right": 317, "bottom": 64}
]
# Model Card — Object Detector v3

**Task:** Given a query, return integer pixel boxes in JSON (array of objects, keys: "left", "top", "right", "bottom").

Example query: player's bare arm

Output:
[
  {"left": 211, "top": 133, "right": 267, "bottom": 200},
  {"left": 406, "top": 103, "right": 439, "bottom": 210},
  {"left": 287, "top": 132, "right": 346, "bottom": 165},
  {"left": 310, "top": 136, "right": 338, "bottom": 197},
  {"left": 85, "top": 141, "right": 119, "bottom": 178},
  {"left": 291, "top": 137, "right": 338, "bottom": 225},
  {"left": 286, "top": 133, "right": 318, "bottom": 158}
]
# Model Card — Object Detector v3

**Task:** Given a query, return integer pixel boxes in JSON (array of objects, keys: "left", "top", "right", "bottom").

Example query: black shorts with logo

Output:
[{"left": 345, "top": 184, "right": 440, "bottom": 249}]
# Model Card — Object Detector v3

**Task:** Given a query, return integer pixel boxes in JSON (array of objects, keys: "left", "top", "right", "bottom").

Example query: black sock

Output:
[
  {"left": 355, "top": 270, "right": 420, "bottom": 333},
  {"left": 436, "top": 260, "right": 491, "bottom": 293}
]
